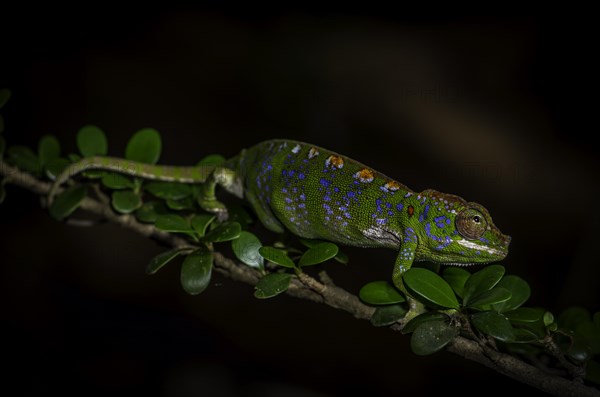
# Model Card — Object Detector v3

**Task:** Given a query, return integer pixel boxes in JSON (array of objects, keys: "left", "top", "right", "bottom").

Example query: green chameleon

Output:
[{"left": 50, "top": 139, "right": 510, "bottom": 301}]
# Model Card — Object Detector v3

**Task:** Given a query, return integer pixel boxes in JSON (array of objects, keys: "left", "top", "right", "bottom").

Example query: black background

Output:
[{"left": 1, "top": 8, "right": 598, "bottom": 397}]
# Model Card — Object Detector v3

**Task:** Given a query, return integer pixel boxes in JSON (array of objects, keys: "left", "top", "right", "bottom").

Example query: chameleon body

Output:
[{"left": 51, "top": 139, "right": 510, "bottom": 291}]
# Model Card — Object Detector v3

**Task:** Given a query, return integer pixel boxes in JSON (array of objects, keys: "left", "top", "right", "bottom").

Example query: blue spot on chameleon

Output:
[
  {"left": 334, "top": 186, "right": 340, "bottom": 193},
  {"left": 479, "top": 237, "right": 490, "bottom": 243},
  {"left": 434, "top": 216, "right": 447, "bottom": 228},
  {"left": 396, "top": 203, "right": 404, "bottom": 211},
  {"left": 298, "top": 172, "right": 305, "bottom": 180},
  {"left": 320, "top": 178, "right": 331, "bottom": 187},
  {"left": 419, "top": 205, "right": 430, "bottom": 223}
]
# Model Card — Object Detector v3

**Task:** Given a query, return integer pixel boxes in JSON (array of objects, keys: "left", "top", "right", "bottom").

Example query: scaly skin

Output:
[{"left": 50, "top": 139, "right": 511, "bottom": 300}]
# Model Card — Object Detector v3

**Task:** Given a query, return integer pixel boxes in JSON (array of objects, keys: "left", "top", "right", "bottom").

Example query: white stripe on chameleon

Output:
[{"left": 457, "top": 239, "right": 503, "bottom": 256}]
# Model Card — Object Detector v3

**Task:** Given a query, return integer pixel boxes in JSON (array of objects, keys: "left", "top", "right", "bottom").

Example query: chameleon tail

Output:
[{"left": 48, "top": 156, "right": 217, "bottom": 204}]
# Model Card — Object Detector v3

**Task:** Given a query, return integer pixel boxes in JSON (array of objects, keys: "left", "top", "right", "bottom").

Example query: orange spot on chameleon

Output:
[
  {"left": 308, "top": 147, "right": 320, "bottom": 159},
  {"left": 325, "top": 155, "right": 344, "bottom": 169},
  {"left": 354, "top": 168, "right": 375, "bottom": 183},
  {"left": 384, "top": 181, "right": 401, "bottom": 191},
  {"left": 407, "top": 205, "right": 414, "bottom": 217}
]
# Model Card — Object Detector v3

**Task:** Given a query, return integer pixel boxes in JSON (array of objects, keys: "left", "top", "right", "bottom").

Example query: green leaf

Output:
[
  {"left": 544, "top": 311, "right": 555, "bottom": 327},
  {"left": 155, "top": 214, "right": 193, "bottom": 233},
  {"left": 77, "top": 125, "right": 108, "bottom": 157},
  {"left": 333, "top": 249, "right": 349, "bottom": 264},
  {"left": 254, "top": 273, "right": 292, "bottom": 299},
  {"left": 201, "top": 222, "right": 242, "bottom": 243},
  {"left": 45, "top": 158, "right": 70, "bottom": 180},
  {"left": 505, "top": 307, "right": 546, "bottom": 323},
  {"left": 231, "top": 231, "right": 264, "bottom": 269},
  {"left": 467, "top": 287, "right": 511, "bottom": 310},
  {"left": 471, "top": 311, "right": 515, "bottom": 342},
  {"left": 402, "top": 312, "right": 450, "bottom": 334},
  {"left": 300, "top": 238, "right": 348, "bottom": 264},
  {"left": 7, "top": 145, "right": 41, "bottom": 174},
  {"left": 191, "top": 214, "right": 216, "bottom": 237},
  {"left": 0, "top": 88, "right": 11, "bottom": 109},
  {"left": 226, "top": 204, "right": 253, "bottom": 228},
  {"left": 576, "top": 321, "right": 600, "bottom": 355},
  {"left": 146, "top": 247, "right": 188, "bottom": 275},
  {"left": 125, "top": 128, "right": 161, "bottom": 164},
  {"left": 38, "top": 135, "right": 61, "bottom": 165},
  {"left": 442, "top": 267, "right": 471, "bottom": 298},
  {"left": 298, "top": 242, "right": 338, "bottom": 267},
  {"left": 359, "top": 281, "right": 405, "bottom": 305},
  {"left": 403, "top": 268, "right": 459, "bottom": 309},
  {"left": 258, "top": 246, "right": 295, "bottom": 268},
  {"left": 491, "top": 275, "right": 531, "bottom": 312},
  {"left": 101, "top": 172, "right": 134, "bottom": 189},
  {"left": 144, "top": 181, "right": 191, "bottom": 200},
  {"left": 511, "top": 327, "right": 541, "bottom": 343},
  {"left": 410, "top": 320, "right": 458, "bottom": 355},
  {"left": 462, "top": 265, "right": 505, "bottom": 306},
  {"left": 166, "top": 196, "right": 194, "bottom": 210},
  {"left": 135, "top": 201, "right": 169, "bottom": 223},
  {"left": 49, "top": 185, "right": 86, "bottom": 220},
  {"left": 585, "top": 359, "right": 600, "bottom": 385},
  {"left": 180, "top": 247, "right": 213, "bottom": 295},
  {"left": 111, "top": 190, "right": 142, "bottom": 214},
  {"left": 370, "top": 304, "right": 407, "bottom": 327},
  {"left": 197, "top": 154, "right": 226, "bottom": 166},
  {"left": 558, "top": 307, "right": 590, "bottom": 331}
]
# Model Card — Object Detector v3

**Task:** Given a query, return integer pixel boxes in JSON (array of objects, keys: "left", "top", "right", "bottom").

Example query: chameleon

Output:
[{"left": 50, "top": 139, "right": 510, "bottom": 299}]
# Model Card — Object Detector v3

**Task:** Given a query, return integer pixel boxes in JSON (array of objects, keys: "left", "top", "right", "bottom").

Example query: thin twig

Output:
[{"left": 1, "top": 159, "right": 598, "bottom": 397}]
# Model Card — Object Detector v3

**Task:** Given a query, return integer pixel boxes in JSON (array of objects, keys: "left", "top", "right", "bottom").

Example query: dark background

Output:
[{"left": 1, "top": 9, "right": 598, "bottom": 396}]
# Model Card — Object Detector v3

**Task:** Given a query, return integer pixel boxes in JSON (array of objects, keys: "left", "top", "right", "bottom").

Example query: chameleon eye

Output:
[{"left": 456, "top": 208, "right": 487, "bottom": 239}]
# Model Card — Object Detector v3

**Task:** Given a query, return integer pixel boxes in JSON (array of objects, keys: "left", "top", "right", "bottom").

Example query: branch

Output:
[{"left": 1, "top": 160, "right": 598, "bottom": 397}]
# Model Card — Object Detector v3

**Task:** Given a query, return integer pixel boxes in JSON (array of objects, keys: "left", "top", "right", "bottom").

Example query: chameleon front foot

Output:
[{"left": 403, "top": 297, "right": 426, "bottom": 323}]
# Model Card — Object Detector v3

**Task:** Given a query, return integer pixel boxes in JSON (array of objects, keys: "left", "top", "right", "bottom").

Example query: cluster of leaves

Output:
[
  {"left": 358, "top": 265, "right": 600, "bottom": 384},
  {"left": 1, "top": 89, "right": 598, "bottom": 386}
]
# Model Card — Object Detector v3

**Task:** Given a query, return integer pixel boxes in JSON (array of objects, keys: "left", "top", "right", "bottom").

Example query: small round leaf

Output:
[
  {"left": 492, "top": 275, "right": 531, "bottom": 312},
  {"left": 135, "top": 201, "right": 169, "bottom": 223},
  {"left": 201, "top": 222, "right": 242, "bottom": 243},
  {"left": 410, "top": 319, "right": 458, "bottom": 355},
  {"left": 191, "top": 214, "right": 216, "bottom": 237},
  {"left": 7, "top": 145, "right": 41, "bottom": 174},
  {"left": 462, "top": 265, "right": 505, "bottom": 306},
  {"left": 77, "top": 125, "right": 108, "bottom": 157},
  {"left": 505, "top": 307, "right": 546, "bottom": 323},
  {"left": 231, "top": 231, "right": 264, "bottom": 269},
  {"left": 45, "top": 158, "right": 71, "bottom": 180},
  {"left": 197, "top": 154, "right": 226, "bottom": 166},
  {"left": 38, "top": 135, "right": 61, "bottom": 165},
  {"left": 254, "top": 273, "right": 292, "bottom": 299},
  {"left": 49, "top": 185, "right": 86, "bottom": 220},
  {"left": 155, "top": 214, "right": 193, "bottom": 233},
  {"left": 146, "top": 247, "right": 188, "bottom": 275},
  {"left": 180, "top": 247, "right": 213, "bottom": 295},
  {"left": 144, "top": 181, "right": 191, "bottom": 200},
  {"left": 402, "top": 312, "right": 450, "bottom": 334},
  {"left": 101, "top": 172, "right": 134, "bottom": 189},
  {"left": 258, "top": 246, "right": 295, "bottom": 268},
  {"left": 471, "top": 311, "right": 515, "bottom": 342},
  {"left": 466, "top": 287, "right": 512, "bottom": 310},
  {"left": 125, "top": 128, "right": 162, "bottom": 164},
  {"left": 298, "top": 242, "right": 338, "bottom": 267},
  {"left": 359, "top": 281, "right": 405, "bottom": 305},
  {"left": 404, "top": 268, "right": 459, "bottom": 309},
  {"left": 111, "top": 190, "right": 142, "bottom": 214},
  {"left": 370, "top": 304, "right": 407, "bottom": 327},
  {"left": 442, "top": 267, "right": 471, "bottom": 298}
]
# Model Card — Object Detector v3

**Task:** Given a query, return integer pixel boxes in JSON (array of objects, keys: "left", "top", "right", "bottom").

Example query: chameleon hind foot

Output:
[
  {"left": 403, "top": 297, "right": 426, "bottom": 323},
  {"left": 197, "top": 197, "right": 229, "bottom": 222}
]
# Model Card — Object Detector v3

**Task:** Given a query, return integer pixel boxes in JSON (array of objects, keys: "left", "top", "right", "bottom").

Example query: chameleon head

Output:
[{"left": 417, "top": 191, "right": 511, "bottom": 266}]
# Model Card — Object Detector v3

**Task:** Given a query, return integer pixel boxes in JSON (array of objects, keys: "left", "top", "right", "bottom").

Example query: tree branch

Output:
[{"left": 1, "top": 160, "right": 598, "bottom": 397}]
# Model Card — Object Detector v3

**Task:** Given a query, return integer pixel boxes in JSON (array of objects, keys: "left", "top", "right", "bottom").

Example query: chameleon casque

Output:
[{"left": 50, "top": 139, "right": 511, "bottom": 300}]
